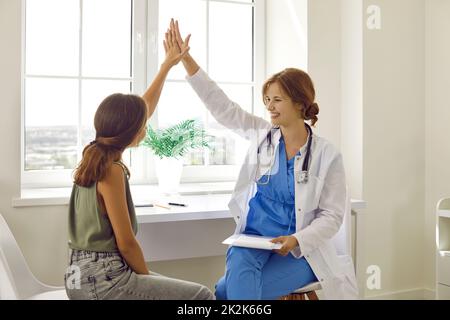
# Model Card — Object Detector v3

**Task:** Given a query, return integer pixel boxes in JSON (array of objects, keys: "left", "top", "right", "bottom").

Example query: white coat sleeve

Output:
[
  {"left": 186, "top": 68, "right": 271, "bottom": 140},
  {"left": 292, "top": 152, "right": 346, "bottom": 258}
]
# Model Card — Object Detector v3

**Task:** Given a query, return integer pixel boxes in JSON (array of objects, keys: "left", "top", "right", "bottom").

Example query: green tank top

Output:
[{"left": 68, "top": 162, "right": 138, "bottom": 252}]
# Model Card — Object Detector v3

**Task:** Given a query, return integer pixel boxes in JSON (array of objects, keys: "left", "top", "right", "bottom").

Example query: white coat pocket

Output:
[{"left": 298, "top": 174, "right": 324, "bottom": 214}]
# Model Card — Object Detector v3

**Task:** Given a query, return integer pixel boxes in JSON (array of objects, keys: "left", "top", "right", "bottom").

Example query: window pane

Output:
[
  {"left": 81, "top": 80, "right": 132, "bottom": 145},
  {"left": 82, "top": 0, "right": 132, "bottom": 78},
  {"left": 208, "top": 132, "right": 236, "bottom": 165},
  {"left": 157, "top": 82, "right": 206, "bottom": 128},
  {"left": 25, "top": 78, "right": 78, "bottom": 170},
  {"left": 207, "top": 84, "right": 252, "bottom": 165},
  {"left": 183, "top": 150, "right": 205, "bottom": 166},
  {"left": 159, "top": 0, "right": 207, "bottom": 80},
  {"left": 209, "top": 2, "right": 253, "bottom": 82},
  {"left": 157, "top": 82, "right": 207, "bottom": 165},
  {"left": 25, "top": 0, "right": 79, "bottom": 76}
]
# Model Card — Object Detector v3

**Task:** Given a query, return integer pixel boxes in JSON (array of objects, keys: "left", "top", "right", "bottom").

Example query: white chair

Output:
[
  {"left": 0, "top": 214, "right": 68, "bottom": 300},
  {"left": 282, "top": 187, "right": 355, "bottom": 300}
]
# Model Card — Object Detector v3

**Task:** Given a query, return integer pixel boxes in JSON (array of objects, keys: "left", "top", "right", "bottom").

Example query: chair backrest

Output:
[
  {"left": 0, "top": 249, "right": 17, "bottom": 299},
  {"left": 0, "top": 214, "right": 45, "bottom": 299},
  {"left": 331, "top": 186, "right": 352, "bottom": 256}
]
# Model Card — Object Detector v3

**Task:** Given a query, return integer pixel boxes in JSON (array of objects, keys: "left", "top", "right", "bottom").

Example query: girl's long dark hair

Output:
[{"left": 74, "top": 93, "right": 147, "bottom": 187}]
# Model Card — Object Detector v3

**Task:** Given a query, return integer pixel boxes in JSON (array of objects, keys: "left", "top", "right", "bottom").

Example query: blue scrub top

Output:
[{"left": 245, "top": 137, "right": 300, "bottom": 237}]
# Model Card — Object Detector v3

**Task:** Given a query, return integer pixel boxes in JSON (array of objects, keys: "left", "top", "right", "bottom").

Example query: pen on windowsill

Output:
[
  {"left": 154, "top": 203, "right": 171, "bottom": 210},
  {"left": 168, "top": 202, "right": 188, "bottom": 207},
  {"left": 135, "top": 204, "right": 154, "bottom": 208}
]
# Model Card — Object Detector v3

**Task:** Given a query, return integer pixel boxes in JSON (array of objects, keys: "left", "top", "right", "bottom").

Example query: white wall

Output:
[
  {"left": 266, "top": 0, "right": 308, "bottom": 74},
  {"left": 425, "top": 0, "right": 450, "bottom": 292},
  {"left": 362, "top": 0, "right": 425, "bottom": 297},
  {"left": 340, "top": 0, "right": 365, "bottom": 294},
  {"left": 307, "top": 0, "right": 342, "bottom": 148},
  {"left": 341, "top": 0, "right": 363, "bottom": 200}
]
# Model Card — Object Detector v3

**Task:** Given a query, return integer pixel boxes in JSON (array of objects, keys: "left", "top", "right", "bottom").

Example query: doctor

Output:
[{"left": 170, "top": 20, "right": 358, "bottom": 300}]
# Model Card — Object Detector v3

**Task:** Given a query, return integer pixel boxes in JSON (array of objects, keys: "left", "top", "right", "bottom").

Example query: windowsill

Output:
[
  {"left": 13, "top": 182, "right": 237, "bottom": 208},
  {"left": 13, "top": 182, "right": 367, "bottom": 224}
]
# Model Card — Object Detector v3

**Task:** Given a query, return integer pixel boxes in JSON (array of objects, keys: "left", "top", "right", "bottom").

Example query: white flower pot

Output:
[{"left": 155, "top": 157, "right": 184, "bottom": 195}]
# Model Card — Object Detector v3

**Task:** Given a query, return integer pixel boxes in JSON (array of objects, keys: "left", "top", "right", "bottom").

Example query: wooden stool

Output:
[
  {"left": 280, "top": 281, "right": 321, "bottom": 300},
  {"left": 281, "top": 291, "right": 319, "bottom": 300}
]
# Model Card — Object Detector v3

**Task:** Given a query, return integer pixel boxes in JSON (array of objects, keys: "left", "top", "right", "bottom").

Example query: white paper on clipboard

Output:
[{"left": 222, "top": 234, "right": 283, "bottom": 250}]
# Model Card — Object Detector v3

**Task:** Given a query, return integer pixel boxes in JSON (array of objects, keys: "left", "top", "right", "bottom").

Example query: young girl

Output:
[
  {"left": 171, "top": 20, "right": 358, "bottom": 300},
  {"left": 64, "top": 26, "right": 214, "bottom": 300}
]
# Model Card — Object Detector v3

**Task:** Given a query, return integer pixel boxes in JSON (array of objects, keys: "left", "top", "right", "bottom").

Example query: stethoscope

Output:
[{"left": 255, "top": 123, "right": 313, "bottom": 185}]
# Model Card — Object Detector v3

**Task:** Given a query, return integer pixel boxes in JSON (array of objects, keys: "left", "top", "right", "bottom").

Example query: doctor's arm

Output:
[
  {"left": 172, "top": 20, "right": 271, "bottom": 140},
  {"left": 290, "top": 153, "right": 346, "bottom": 258}
]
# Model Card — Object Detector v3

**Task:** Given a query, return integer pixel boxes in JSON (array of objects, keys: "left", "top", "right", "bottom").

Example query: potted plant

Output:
[{"left": 141, "top": 119, "right": 211, "bottom": 194}]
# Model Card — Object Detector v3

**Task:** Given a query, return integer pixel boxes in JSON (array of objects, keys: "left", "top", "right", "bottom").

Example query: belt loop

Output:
[
  {"left": 68, "top": 249, "right": 73, "bottom": 265},
  {"left": 91, "top": 251, "right": 97, "bottom": 262}
]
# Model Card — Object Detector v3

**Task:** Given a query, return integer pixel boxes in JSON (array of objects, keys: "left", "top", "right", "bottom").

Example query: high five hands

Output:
[
  {"left": 169, "top": 19, "right": 191, "bottom": 57},
  {"left": 162, "top": 18, "right": 191, "bottom": 68}
]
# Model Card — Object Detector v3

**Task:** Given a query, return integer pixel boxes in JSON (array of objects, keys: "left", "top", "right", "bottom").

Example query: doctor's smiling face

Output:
[
  {"left": 263, "top": 68, "right": 319, "bottom": 128},
  {"left": 264, "top": 82, "right": 302, "bottom": 127}
]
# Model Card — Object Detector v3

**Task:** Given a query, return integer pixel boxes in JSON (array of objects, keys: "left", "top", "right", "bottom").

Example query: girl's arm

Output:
[
  {"left": 98, "top": 164, "right": 149, "bottom": 275},
  {"left": 142, "top": 23, "right": 190, "bottom": 119}
]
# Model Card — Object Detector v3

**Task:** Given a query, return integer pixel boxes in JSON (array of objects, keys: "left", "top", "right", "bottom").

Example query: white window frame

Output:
[{"left": 21, "top": 0, "right": 266, "bottom": 189}]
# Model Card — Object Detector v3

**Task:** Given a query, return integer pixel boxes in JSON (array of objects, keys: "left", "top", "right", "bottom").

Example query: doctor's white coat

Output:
[{"left": 187, "top": 69, "right": 359, "bottom": 300}]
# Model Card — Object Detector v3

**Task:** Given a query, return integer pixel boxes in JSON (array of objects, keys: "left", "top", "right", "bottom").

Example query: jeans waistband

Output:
[{"left": 69, "top": 248, "right": 121, "bottom": 263}]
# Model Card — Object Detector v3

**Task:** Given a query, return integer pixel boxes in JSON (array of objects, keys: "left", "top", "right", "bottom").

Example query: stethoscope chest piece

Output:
[{"left": 298, "top": 171, "right": 309, "bottom": 184}]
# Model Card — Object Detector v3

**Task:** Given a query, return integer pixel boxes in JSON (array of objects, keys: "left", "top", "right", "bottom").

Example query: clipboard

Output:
[{"left": 222, "top": 234, "right": 282, "bottom": 250}]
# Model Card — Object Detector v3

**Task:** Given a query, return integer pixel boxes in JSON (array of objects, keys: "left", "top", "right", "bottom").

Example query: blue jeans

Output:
[
  {"left": 65, "top": 249, "right": 214, "bottom": 300},
  {"left": 215, "top": 247, "right": 317, "bottom": 300}
]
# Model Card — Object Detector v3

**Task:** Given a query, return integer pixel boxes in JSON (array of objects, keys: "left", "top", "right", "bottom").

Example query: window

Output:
[{"left": 22, "top": 0, "right": 265, "bottom": 188}]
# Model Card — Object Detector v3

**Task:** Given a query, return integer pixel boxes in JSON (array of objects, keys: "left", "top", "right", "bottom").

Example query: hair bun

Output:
[
  {"left": 306, "top": 102, "right": 319, "bottom": 115},
  {"left": 305, "top": 102, "right": 319, "bottom": 126}
]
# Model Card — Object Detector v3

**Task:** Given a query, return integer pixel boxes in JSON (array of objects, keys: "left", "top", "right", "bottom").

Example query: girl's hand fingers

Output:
[
  {"left": 174, "top": 20, "right": 185, "bottom": 48},
  {"left": 170, "top": 18, "right": 175, "bottom": 32},
  {"left": 163, "top": 40, "right": 168, "bottom": 53},
  {"left": 167, "top": 29, "right": 173, "bottom": 47},
  {"left": 171, "top": 29, "right": 178, "bottom": 46},
  {"left": 165, "top": 32, "right": 171, "bottom": 49}
]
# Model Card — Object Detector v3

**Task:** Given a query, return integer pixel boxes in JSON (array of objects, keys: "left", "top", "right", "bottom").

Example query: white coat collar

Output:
[{"left": 268, "top": 124, "right": 313, "bottom": 156}]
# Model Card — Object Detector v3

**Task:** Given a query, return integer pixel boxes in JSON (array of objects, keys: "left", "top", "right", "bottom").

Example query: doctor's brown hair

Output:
[
  {"left": 263, "top": 68, "right": 319, "bottom": 126},
  {"left": 73, "top": 93, "right": 147, "bottom": 187}
]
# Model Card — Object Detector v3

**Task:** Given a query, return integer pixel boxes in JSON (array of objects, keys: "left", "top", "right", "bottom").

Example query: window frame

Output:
[{"left": 21, "top": 0, "right": 266, "bottom": 189}]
